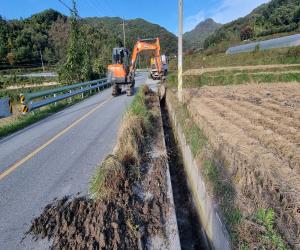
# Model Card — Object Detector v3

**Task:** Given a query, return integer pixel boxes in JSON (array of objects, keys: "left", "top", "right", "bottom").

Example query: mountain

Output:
[
  {"left": 204, "top": 0, "right": 300, "bottom": 51},
  {"left": 0, "top": 9, "right": 67, "bottom": 67},
  {"left": 83, "top": 17, "right": 177, "bottom": 55},
  {"left": 0, "top": 10, "right": 177, "bottom": 70},
  {"left": 183, "top": 18, "right": 222, "bottom": 50}
]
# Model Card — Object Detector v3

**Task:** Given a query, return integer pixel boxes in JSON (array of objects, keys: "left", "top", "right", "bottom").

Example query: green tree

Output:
[
  {"left": 6, "top": 37, "right": 15, "bottom": 65},
  {"left": 81, "top": 40, "right": 93, "bottom": 81},
  {"left": 294, "top": 7, "right": 300, "bottom": 23},
  {"left": 59, "top": 0, "right": 83, "bottom": 83},
  {"left": 240, "top": 26, "right": 255, "bottom": 41}
]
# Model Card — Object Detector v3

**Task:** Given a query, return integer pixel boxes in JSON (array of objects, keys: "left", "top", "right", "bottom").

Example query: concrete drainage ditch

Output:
[
  {"left": 160, "top": 98, "right": 210, "bottom": 250},
  {"left": 159, "top": 88, "right": 232, "bottom": 250}
]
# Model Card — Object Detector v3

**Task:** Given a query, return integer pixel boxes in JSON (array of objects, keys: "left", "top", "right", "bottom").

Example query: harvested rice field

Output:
[{"left": 183, "top": 83, "right": 300, "bottom": 248}]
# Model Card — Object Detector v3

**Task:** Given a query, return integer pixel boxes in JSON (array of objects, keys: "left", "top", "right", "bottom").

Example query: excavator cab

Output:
[
  {"left": 112, "top": 48, "right": 129, "bottom": 66},
  {"left": 108, "top": 47, "right": 134, "bottom": 96}
]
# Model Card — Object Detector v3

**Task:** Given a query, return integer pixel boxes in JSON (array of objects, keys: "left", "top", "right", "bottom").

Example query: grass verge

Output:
[
  {"left": 0, "top": 87, "right": 109, "bottom": 139},
  {"left": 0, "top": 84, "right": 60, "bottom": 99},
  {"left": 167, "top": 70, "right": 300, "bottom": 89},
  {"left": 90, "top": 85, "right": 156, "bottom": 200},
  {"left": 0, "top": 101, "right": 72, "bottom": 139},
  {"left": 183, "top": 46, "right": 300, "bottom": 70}
]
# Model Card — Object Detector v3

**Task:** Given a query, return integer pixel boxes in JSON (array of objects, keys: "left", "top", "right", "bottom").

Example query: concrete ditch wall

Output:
[
  {"left": 156, "top": 95, "right": 181, "bottom": 250},
  {"left": 166, "top": 92, "right": 231, "bottom": 250}
]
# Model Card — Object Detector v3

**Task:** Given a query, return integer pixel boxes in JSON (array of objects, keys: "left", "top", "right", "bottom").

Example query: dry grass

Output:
[
  {"left": 90, "top": 155, "right": 125, "bottom": 200},
  {"left": 167, "top": 89, "right": 292, "bottom": 249},
  {"left": 90, "top": 85, "right": 155, "bottom": 200},
  {"left": 183, "top": 64, "right": 300, "bottom": 76}
]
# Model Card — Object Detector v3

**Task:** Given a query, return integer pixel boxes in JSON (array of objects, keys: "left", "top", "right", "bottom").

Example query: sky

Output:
[{"left": 0, "top": 0, "right": 270, "bottom": 34}]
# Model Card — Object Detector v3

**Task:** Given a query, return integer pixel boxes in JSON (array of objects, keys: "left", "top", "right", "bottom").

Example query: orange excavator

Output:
[{"left": 107, "top": 38, "right": 164, "bottom": 96}]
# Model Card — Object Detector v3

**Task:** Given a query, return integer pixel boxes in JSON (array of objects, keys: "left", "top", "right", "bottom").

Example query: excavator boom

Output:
[{"left": 130, "top": 38, "right": 163, "bottom": 78}]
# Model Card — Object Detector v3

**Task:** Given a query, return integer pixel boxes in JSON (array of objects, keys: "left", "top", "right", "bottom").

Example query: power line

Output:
[
  {"left": 57, "top": 0, "right": 81, "bottom": 18},
  {"left": 86, "top": 0, "right": 102, "bottom": 17},
  {"left": 57, "top": 0, "right": 73, "bottom": 13}
]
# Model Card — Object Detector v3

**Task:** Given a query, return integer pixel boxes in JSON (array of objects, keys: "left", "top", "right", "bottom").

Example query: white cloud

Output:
[
  {"left": 211, "top": 0, "right": 270, "bottom": 24},
  {"left": 184, "top": 11, "right": 205, "bottom": 32}
]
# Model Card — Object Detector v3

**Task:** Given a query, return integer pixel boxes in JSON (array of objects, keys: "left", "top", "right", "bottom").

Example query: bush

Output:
[
  {"left": 287, "top": 46, "right": 300, "bottom": 57},
  {"left": 240, "top": 26, "right": 255, "bottom": 41}
]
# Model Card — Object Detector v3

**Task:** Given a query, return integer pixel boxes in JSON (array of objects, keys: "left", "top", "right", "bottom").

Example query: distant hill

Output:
[
  {"left": 183, "top": 18, "right": 222, "bottom": 50},
  {"left": 0, "top": 9, "right": 177, "bottom": 70},
  {"left": 0, "top": 9, "right": 66, "bottom": 68},
  {"left": 83, "top": 17, "right": 177, "bottom": 55},
  {"left": 204, "top": 0, "right": 300, "bottom": 51}
]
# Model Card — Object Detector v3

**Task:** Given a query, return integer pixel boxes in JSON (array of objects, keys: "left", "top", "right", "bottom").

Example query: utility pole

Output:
[
  {"left": 178, "top": 0, "right": 183, "bottom": 102},
  {"left": 39, "top": 49, "right": 45, "bottom": 72},
  {"left": 122, "top": 19, "right": 126, "bottom": 47}
]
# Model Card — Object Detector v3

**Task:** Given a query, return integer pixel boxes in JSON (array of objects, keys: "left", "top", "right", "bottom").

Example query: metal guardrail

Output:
[
  {"left": 20, "top": 79, "right": 107, "bottom": 104},
  {"left": 20, "top": 78, "right": 111, "bottom": 113},
  {"left": 0, "top": 97, "right": 13, "bottom": 118}
]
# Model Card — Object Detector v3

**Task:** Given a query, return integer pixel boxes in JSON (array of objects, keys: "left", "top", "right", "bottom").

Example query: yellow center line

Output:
[{"left": 0, "top": 96, "right": 113, "bottom": 181}]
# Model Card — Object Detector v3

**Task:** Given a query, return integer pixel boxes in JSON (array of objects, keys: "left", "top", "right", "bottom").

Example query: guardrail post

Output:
[
  {"left": 81, "top": 87, "right": 84, "bottom": 99},
  {"left": 54, "top": 93, "right": 57, "bottom": 106}
]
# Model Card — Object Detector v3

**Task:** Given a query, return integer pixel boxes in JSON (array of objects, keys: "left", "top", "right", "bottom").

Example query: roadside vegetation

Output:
[
  {"left": 168, "top": 45, "right": 300, "bottom": 72},
  {"left": 90, "top": 85, "right": 155, "bottom": 199},
  {"left": 0, "top": 84, "right": 60, "bottom": 99},
  {"left": 167, "top": 46, "right": 300, "bottom": 89},
  {"left": 0, "top": 75, "right": 58, "bottom": 89},
  {"left": 0, "top": 83, "right": 111, "bottom": 139},
  {"left": 0, "top": 96, "right": 81, "bottom": 139}
]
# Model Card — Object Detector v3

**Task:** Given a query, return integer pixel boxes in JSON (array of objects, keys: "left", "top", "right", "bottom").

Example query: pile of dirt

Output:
[
  {"left": 182, "top": 83, "right": 300, "bottom": 248},
  {"left": 27, "top": 87, "right": 173, "bottom": 249}
]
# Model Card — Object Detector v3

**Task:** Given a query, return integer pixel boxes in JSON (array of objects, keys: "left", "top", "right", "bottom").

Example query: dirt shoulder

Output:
[
  {"left": 26, "top": 86, "right": 179, "bottom": 249},
  {"left": 180, "top": 83, "right": 300, "bottom": 248}
]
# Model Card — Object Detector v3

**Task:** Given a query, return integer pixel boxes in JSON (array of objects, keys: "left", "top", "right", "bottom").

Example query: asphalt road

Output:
[{"left": 0, "top": 72, "right": 155, "bottom": 249}]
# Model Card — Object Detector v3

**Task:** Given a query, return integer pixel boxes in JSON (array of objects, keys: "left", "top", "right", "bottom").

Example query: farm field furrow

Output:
[
  {"left": 185, "top": 83, "right": 300, "bottom": 247},
  {"left": 210, "top": 98, "right": 300, "bottom": 167}
]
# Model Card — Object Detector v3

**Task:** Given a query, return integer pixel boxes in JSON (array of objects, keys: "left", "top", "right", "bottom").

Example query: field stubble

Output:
[{"left": 184, "top": 83, "right": 300, "bottom": 248}]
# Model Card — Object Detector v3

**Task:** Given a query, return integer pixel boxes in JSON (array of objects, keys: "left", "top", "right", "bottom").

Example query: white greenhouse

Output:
[{"left": 226, "top": 33, "right": 300, "bottom": 54}]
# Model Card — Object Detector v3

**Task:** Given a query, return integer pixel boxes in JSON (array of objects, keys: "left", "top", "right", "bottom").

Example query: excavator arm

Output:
[{"left": 130, "top": 38, "right": 162, "bottom": 75}]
